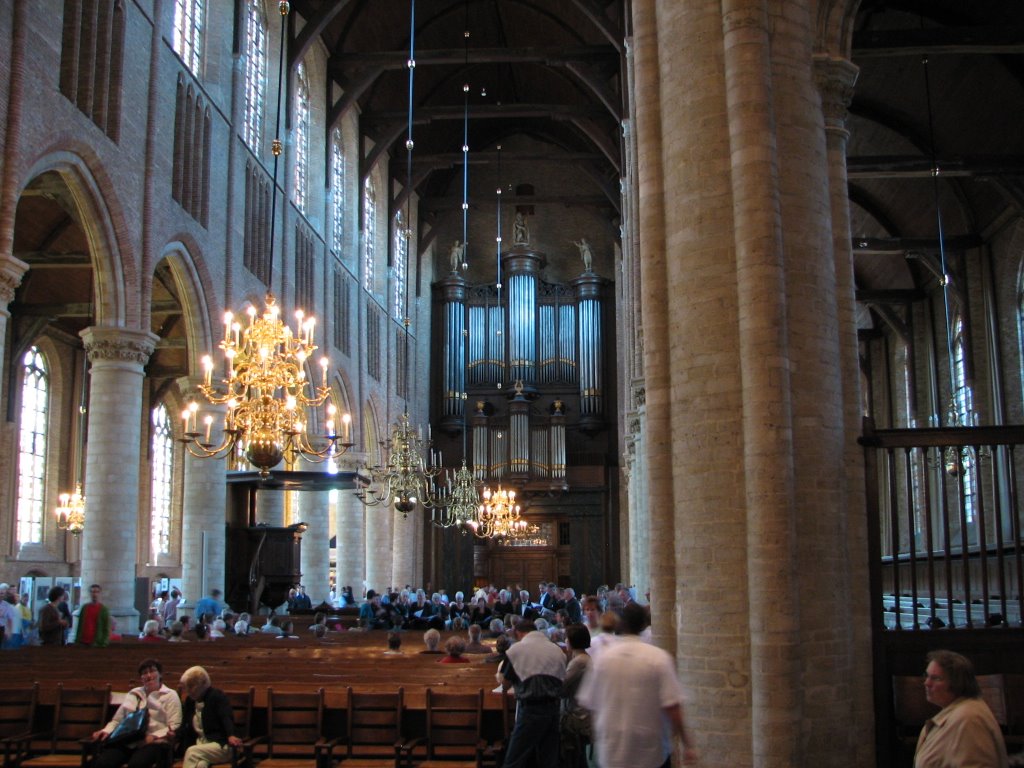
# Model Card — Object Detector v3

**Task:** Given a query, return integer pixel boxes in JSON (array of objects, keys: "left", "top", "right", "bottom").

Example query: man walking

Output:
[
  {"left": 500, "top": 619, "right": 566, "bottom": 768},
  {"left": 74, "top": 584, "right": 111, "bottom": 647},
  {"left": 577, "top": 602, "right": 698, "bottom": 767}
]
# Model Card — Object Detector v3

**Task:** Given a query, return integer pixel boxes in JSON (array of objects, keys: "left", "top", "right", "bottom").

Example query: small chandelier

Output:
[
  {"left": 434, "top": 458, "right": 481, "bottom": 529},
  {"left": 497, "top": 521, "right": 542, "bottom": 547},
  {"left": 55, "top": 483, "right": 86, "bottom": 536},
  {"left": 180, "top": 295, "right": 353, "bottom": 477},
  {"left": 358, "top": 412, "right": 443, "bottom": 515},
  {"left": 468, "top": 485, "right": 522, "bottom": 538}
]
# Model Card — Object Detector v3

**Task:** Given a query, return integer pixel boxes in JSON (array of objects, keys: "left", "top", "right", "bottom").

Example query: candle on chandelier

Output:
[
  {"left": 342, "top": 413, "right": 351, "bottom": 443},
  {"left": 320, "top": 357, "right": 329, "bottom": 387},
  {"left": 203, "top": 415, "right": 213, "bottom": 444}
]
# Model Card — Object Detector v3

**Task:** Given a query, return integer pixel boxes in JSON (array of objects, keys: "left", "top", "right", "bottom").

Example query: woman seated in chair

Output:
[{"left": 92, "top": 658, "right": 182, "bottom": 768}]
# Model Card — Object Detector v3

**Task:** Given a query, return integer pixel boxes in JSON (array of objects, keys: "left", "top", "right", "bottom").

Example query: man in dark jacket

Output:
[{"left": 179, "top": 666, "right": 242, "bottom": 768}]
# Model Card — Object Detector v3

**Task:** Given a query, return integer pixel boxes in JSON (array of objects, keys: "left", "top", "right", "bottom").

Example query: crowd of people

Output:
[{"left": 2, "top": 575, "right": 1016, "bottom": 768}]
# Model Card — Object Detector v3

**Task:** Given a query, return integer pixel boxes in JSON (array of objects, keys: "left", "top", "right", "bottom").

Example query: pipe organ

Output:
[{"left": 434, "top": 245, "right": 609, "bottom": 492}]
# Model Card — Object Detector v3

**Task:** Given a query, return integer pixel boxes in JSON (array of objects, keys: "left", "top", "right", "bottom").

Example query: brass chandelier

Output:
[
  {"left": 55, "top": 483, "right": 86, "bottom": 536},
  {"left": 358, "top": 411, "right": 443, "bottom": 516},
  {"left": 179, "top": 1, "right": 352, "bottom": 478},
  {"left": 468, "top": 486, "right": 523, "bottom": 538},
  {"left": 180, "top": 295, "right": 352, "bottom": 477}
]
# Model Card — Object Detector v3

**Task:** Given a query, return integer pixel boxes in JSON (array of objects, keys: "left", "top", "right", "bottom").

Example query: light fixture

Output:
[
  {"left": 55, "top": 483, "right": 86, "bottom": 536},
  {"left": 357, "top": 0, "right": 444, "bottom": 515},
  {"left": 180, "top": 1, "right": 353, "bottom": 478},
  {"left": 468, "top": 485, "right": 523, "bottom": 538},
  {"left": 357, "top": 411, "right": 443, "bottom": 515}
]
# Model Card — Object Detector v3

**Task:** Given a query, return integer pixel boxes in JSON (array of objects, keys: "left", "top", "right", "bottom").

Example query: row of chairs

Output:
[{"left": 0, "top": 685, "right": 513, "bottom": 768}]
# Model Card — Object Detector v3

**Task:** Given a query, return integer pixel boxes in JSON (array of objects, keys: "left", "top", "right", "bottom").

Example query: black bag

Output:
[{"left": 106, "top": 692, "right": 149, "bottom": 747}]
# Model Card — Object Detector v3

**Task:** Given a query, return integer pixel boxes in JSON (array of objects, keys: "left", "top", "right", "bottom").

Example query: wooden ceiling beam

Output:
[
  {"left": 852, "top": 26, "right": 1024, "bottom": 58},
  {"left": 329, "top": 46, "right": 618, "bottom": 76},
  {"left": 851, "top": 235, "right": 983, "bottom": 255},
  {"left": 848, "top": 155, "right": 1024, "bottom": 179}
]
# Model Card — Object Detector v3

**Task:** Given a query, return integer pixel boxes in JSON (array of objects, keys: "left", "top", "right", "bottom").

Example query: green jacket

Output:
[{"left": 74, "top": 602, "right": 111, "bottom": 647}]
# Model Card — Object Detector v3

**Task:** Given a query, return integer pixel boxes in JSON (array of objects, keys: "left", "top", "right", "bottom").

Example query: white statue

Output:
[
  {"left": 512, "top": 212, "right": 529, "bottom": 245},
  {"left": 449, "top": 240, "right": 465, "bottom": 272},
  {"left": 574, "top": 238, "right": 593, "bottom": 271}
]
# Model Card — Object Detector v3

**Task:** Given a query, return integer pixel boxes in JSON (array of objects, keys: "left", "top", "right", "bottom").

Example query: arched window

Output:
[
  {"left": 363, "top": 176, "right": 376, "bottom": 292},
  {"left": 173, "top": 0, "right": 205, "bottom": 75},
  {"left": 17, "top": 346, "right": 49, "bottom": 545},
  {"left": 331, "top": 128, "right": 346, "bottom": 255},
  {"left": 952, "top": 314, "right": 976, "bottom": 522},
  {"left": 150, "top": 404, "right": 174, "bottom": 558},
  {"left": 293, "top": 61, "right": 310, "bottom": 213},
  {"left": 243, "top": 0, "right": 267, "bottom": 151},
  {"left": 393, "top": 211, "right": 407, "bottom": 318}
]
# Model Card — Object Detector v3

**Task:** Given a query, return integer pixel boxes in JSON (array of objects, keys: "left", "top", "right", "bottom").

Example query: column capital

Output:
[
  {"left": 0, "top": 255, "right": 29, "bottom": 308},
  {"left": 80, "top": 327, "right": 160, "bottom": 367},
  {"left": 813, "top": 55, "right": 859, "bottom": 138}
]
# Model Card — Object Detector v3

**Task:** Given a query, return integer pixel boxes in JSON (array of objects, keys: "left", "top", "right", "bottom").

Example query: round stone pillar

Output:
[
  {"left": 255, "top": 489, "right": 286, "bottom": 526},
  {"left": 390, "top": 508, "right": 417, "bottom": 592},
  {"left": 364, "top": 502, "right": 393, "bottom": 595},
  {"left": 79, "top": 326, "right": 159, "bottom": 630},
  {"left": 295, "top": 464, "right": 331, "bottom": 605},
  {"left": 177, "top": 377, "right": 228, "bottom": 613},
  {"left": 334, "top": 457, "right": 366, "bottom": 598},
  {"left": 0, "top": 257, "right": 29, "bottom": 365}
]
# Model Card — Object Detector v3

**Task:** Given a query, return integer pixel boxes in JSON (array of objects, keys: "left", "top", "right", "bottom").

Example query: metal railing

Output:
[{"left": 861, "top": 421, "right": 1024, "bottom": 630}]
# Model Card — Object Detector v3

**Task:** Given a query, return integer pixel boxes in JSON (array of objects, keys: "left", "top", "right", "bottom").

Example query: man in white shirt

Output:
[{"left": 577, "top": 603, "right": 698, "bottom": 768}]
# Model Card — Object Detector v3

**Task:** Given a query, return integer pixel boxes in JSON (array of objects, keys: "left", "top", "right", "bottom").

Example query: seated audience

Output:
[
  {"left": 178, "top": 666, "right": 243, "bottom": 768},
  {"left": 383, "top": 631, "right": 403, "bottom": 654},
  {"left": 464, "top": 623, "right": 492, "bottom": 654},
  {"left": 167, "top": 621, "right": 188, "bottom": 642},
  {"left": 139, "top": 619, "right": 166, "bottom": 643},
  {"left": 420, "top": 628, "right": 444, "bottom": 654},
  {"left": 440, "top": 636, "right": 470, "bottom": 663},
  {"left": 91, "top": 658, "right": 181, "bottom": 768}
]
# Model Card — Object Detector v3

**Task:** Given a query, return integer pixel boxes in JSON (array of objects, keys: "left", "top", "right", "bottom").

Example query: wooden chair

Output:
[
  {"left": 333, "top": 688, "right": 404, "bottom": 768},
  {"left": 402, "top": 689, "right": 486, "bottom": 768},
  {"left": 978, "top": 675, "right": 1024, "bottom": 754},
  {"left": 0, "top": 684, "right": 40, "bottom": 768},
  {"left": 892, "top": 675, "right": 937, "bottom": 761},
  {"left": 20, "top": 685, "right": 110, "bottom": 768},
  {"left": 244, "top": 688, "right": 338, "bottom": 768}
]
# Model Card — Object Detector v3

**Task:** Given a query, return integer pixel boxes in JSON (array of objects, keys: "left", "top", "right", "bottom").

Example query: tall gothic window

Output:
[
  {"left": 363, "top": 176, "right": 376, "bottom": 292},
  {"left": 243, "top": 0, "right": 267, "bottom": 151},
  {"left": 17, "top": 347, "right": 49, "bottom": 545},
  {"left": 151, "top": 403, "right": 174, "bottom": 557},
  {"left": 952, "top": 314, "right": 976, "bottom": 522},
  {"left": 293, "top": 62, "right": 310, "bottom": 213},
  {"left": 393, "top": 211, "right": 407, "bottom": 318},
  {"left": 173, "top": 0, "right": 205, "bottom": 75},
  {"left": 331, "top": 129, "right": 346, "bottom": 255}
]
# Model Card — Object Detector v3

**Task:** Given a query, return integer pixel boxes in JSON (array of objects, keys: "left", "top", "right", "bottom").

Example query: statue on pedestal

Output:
[
  {"left": 512, "top": 212, "right": 529, "bottom": 246},
  {"left": 449, "top": 240, "right": 465, "bottom": 272},
  {"left": 573, "top": 238, "right": 594, "bottom": 272}
]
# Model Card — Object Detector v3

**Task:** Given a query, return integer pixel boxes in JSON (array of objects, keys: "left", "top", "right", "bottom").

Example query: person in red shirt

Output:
[
  {"left": 439, "top": 637, "right": 470, "bottom": 664},
  {"left": 75, "top": 584, "right": 111, "bottom": 647}
]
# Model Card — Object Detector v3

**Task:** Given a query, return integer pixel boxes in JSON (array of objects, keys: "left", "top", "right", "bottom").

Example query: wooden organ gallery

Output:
[{"left": 429, "top": 236, "right": 615, "bottom": 591}]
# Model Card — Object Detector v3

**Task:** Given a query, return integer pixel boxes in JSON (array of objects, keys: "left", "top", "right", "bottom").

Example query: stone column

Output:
[
  {"left": 364, "top": 501, "right": 393, "bottom": 595},
  {"left": 295, "top": 463, "right": 331, "bottom": 605},
  {"left": 177, "top": 377, "right": 227, "bottom": 613},
  {"left": 255, "top": 489, "right": 286, "bottom": 526},
  {"left": 0, "top": 257, "right": 28, "bottom": 353},
  {"left": 79, "top": 327, "right": 159, "bottom": 630},
  {"left": 334, "top": 457, "right": 365, "bottom": 597},
  {"left": 390, "top": 506, "right": 417, "bottom": 592}
]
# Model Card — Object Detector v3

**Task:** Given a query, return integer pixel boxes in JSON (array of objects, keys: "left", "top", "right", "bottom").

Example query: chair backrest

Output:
[
  {"left": 265, "top": 688, "right": 324, "bottom": 757},
  {"left": 0, "top": 684, "right": 38, "bottom": 739},
  {"left": 424, "top": 689, "right": 483, "bottom": 760},
  {"left": 226, "top": 688, "right": 256, "bottom": 741},
  {"left": 977, "top": 674, "right": 1009, "bottom": 728},
  {"left": 50, "top": 685, "right": 111, "bottom": 753},
  {"left": 892, "top": 676, "right": 938, "bottom": 736},
  {"left": 345, "top": 688, "right": 404, "bottom": 758}
]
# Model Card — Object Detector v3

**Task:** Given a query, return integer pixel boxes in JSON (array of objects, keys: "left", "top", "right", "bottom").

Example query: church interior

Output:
[{"left": 1, "top": 0, "right": 1024, "bottom": 765}]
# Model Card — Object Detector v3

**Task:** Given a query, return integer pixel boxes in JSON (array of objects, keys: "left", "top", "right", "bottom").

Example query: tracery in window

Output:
[
  {"left": 17, "top": 347, "right": 49, "bottom": 545},
  {"left": 293, "top": 62, "right": 310, "bottom": 213},
  {"left": 363, "top": 176, "right": 376, "bottom": 292},
  {"left": 331, "top": 129, "right": 346, "bottom": 255},
  {"left": 151, "top": 403, "right": 174, "bottom": 557},
  {"left": 243, "top": 0, "right": 267, "bottom": 151},
  {"left": 173, "top": 0, "right": 205, "bottom": 75},
  {"left": 393, "top": 211, "right": 407, "bottom": 319}
]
